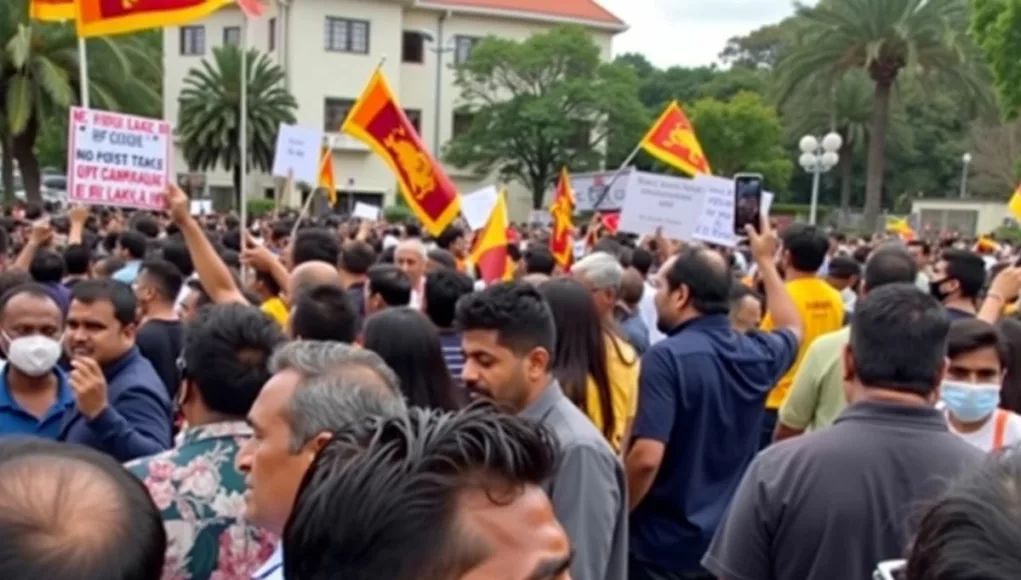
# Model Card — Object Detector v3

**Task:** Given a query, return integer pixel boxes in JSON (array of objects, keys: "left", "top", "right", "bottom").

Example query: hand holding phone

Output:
[{"left": 733, "top": 173, "right": 764, "bottom": 237}]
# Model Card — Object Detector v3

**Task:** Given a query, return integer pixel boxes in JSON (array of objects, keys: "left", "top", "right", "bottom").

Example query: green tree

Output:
[
  {"left": 775, "top": 0, "right": 989, "bottom": 231},
  {"left": 971, "top": 0, "right": 1021, "bottom": 117},
  {"left": 687, "top": 92, "right": 793, "bottom": 193},
  {"left": 445, "top": 25, "right": 647, "bottom": 209},
  {"left": 1, "top": 4, "right": 158, "bottom": 203},
  {"left": 177, "top": 45, "right": 297, "bottom": 206}
]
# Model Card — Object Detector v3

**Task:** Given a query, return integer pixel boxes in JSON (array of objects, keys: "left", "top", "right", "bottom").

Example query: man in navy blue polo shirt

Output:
[
  {"left": 0, "top": 283, "right": 72, "bottom": 439},
  {"left": 624, "top": 219, "right": 802, "bottom": 579}
]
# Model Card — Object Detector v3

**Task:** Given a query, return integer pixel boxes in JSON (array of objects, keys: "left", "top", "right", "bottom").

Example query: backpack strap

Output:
[{"left": 993, "top": 410, "right": 1009, "bottom": 451}]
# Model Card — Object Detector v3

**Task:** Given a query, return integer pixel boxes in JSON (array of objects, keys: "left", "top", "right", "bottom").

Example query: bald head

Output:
[
  {"left": 290, "top": 260, "right": 341, "bottom": 300},
  {"left": 0, "top": 439, "right": 165, "bottom": 580}
]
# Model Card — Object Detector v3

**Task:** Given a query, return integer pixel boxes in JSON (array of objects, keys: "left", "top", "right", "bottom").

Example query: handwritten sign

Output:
[
  {"left": 271, "top": 124, "right": 321, "bottom": 184},
  {"left": 692, "top": 176, "right": 775, "bottom": 247},
  {"left": 618, "top": 171, "right": 705, "bottom": 239},
  {"left": 67, "top": 107, "right": 171, "bottom": 210},
  {"left": 353, "top": 201, "right": 380, "bottom": 221}
]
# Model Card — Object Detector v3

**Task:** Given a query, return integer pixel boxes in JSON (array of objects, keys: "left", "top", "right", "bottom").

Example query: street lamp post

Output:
[
  {"left": 421, "top": 29, "right": 455, "bottom": 155},
  {"left": 960, "top": 152, "right": 972, "bottom": 198},
  {"left": 799, "top": 132, "right": 842, "bottom": 225}
]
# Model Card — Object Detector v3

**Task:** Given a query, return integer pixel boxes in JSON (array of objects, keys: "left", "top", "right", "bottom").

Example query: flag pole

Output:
[
  {"left": 78, "top": 37, "right": 90, "bottom": 108},
  {"left": 239, "top": 14, "right": 249, "bottom": 283},
  {"left": 291, "top": 136, "right": 332, "bottom": 238},
  {"left": 590, "top": 142, "right": 641, "bottom": 210}
]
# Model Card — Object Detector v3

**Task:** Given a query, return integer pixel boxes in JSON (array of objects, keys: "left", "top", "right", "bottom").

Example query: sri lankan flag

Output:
[
  {"left": 640, "top": 101, "right": 711, "bottom": 176},
  {"left": 1008, "top": 182, "right": 1021, "bottom": 222},
  {"left": 76, "top": 0, "right": 233, "bottom": 37},
  {"left": 549, "top": 167, "right": 574, "bottom": 270},
  {"left": 886, "top": 217, "right": 915, "bottom": 241},
  {"left": 318, "top": 147, "right": 337, "bottom": 207},
  {"left": 31, "top": 0, "right": 77, "bottom": 21},
  {"left": 342, "top": 68, "right": 459, "bottom": 236},
  {"left": 471, "top": 191, "right": 513, "bottom": 284}
]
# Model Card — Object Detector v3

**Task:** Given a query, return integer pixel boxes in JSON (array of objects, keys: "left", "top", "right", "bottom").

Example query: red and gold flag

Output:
[
  {"left": 318, "top": 147, "right": 337, "bottom": 207},
  {"left": 342, "top": 68, "right": 459, "bottom": 236},
  {"left": 640, "top": 101, "right": 711, "bottom": 176},
  {"left": 471, "top": 191, "right": 513, "bottom": 285},
  {"left": 30, "top": 0, "right": 77, "bottom": 21},
  {"left": 549, "top": 167, "right": 575, "bottom": 270},
  {"left": 76, "top": 0, "right": 232, "bottom": 38},
  {"left": 886, "top": 217, "right": 915, "bottom": 242}
]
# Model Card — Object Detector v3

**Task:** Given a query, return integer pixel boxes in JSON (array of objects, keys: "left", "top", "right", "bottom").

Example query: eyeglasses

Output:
[{"left": 873, "top": 559, "right": 906, "bottom": 580}]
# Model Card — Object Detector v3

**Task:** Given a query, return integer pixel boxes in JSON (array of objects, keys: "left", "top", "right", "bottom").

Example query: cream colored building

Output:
[
  {"left": 910, "top": 198, "right": 1012, "bottom": 237},
  {"left": 163, "top": 0, "right": 625, "bottom": 219}
]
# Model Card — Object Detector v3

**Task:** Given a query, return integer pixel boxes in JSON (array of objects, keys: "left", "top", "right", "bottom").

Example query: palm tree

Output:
[
  {"left": 784, "top": 70, "right": 911, "bottom": 226},
  {"left": 775, "top": 0, "right": 988, "bottom": 231},
  {"left": 177, "top": 45, "right": 297, "bottom": 206},
  {"left": 1, "top": 4, "right": 159, "bottom": 203}
]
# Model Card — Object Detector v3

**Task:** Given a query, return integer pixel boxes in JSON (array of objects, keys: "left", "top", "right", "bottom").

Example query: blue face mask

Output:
[{"left": 941, "top": 380, "right": 1001, "bottom": 423}]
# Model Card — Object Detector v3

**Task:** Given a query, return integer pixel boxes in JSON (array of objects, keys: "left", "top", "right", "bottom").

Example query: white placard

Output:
[
  {"left": 459, "top": 185, "right": 500, "bottom": 230},
  {"left": 691, "top": 176, "right": 776, "bottom": 247},
  {"left": 571, "top": 169, "right": 633, "bottom": 211},
  {"left": 189, "top": 199, "right": 213, "bottom": 215},
  {"left": 67, "top": 107, "right": 171, "bottom": 210},
  {"left": 618, "top": 171, "right": 706, "bottom": 239},
  {"left": 271, "top": 124, "right": 321, "bottom": 184},
  {"left": 352, "top": 201, "right": 380, "bottom": 221}
]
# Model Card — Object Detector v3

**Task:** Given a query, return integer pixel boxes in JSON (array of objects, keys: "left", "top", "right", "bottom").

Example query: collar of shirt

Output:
[
  {"left": 100, "top": 346, "right": 142, "bottom": 381},
  {"left": 178, "top": 420, "right": 253, "bottom": 447},
  {"left": 0, "top": 363, "right": 73, "bottom": 412},
  {"left": 252, "top": 543, "right": 283, "bottom": 579},
  {"left": 665, "top": 313, "right": 730, "bottom": 337},
  {"left": 519, "top": 379, "right": 564, "bottom": 421},
  {"left": 836, "top": 400, "right": 950, "bottom": 431}
]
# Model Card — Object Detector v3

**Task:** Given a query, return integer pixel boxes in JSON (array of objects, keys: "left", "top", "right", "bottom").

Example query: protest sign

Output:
[
  {"left": 271, "top": 124, "right": 321, "bottom": 184},
  {"left": 67, "top": 107, "right": 171, "bottom": 210},
  {"left": 618, "top": 171, "right": 705, "bottom": 239},
  {"left": 459, "top": 186, "right": 500, "bottom": 230},
  {"left": 692, "top": 176, "right": 775, "bottom": 247},
  {"left": 353, "top": 201, "right": 380, "bottom": 221},
  {"left": 571, "top": 169, "right": 633, "bottom": 212}
]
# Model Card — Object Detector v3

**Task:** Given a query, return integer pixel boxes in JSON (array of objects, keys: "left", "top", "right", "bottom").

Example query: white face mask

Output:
[{"left": 4, "top": 333, "right": 63, "bottom": 377}]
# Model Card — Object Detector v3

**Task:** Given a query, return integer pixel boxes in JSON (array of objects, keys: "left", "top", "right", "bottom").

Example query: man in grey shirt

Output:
[
  {"left": 456, "top": 281, "right": 627, "bottom": 580},
  {"left": 702, "top": 284, "right": 983, "bottom": 580}
]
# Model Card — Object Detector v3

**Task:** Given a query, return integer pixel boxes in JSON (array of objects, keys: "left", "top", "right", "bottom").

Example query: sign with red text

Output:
[{"left": 67, "top": 107, "right": 171, "bottom": 210}]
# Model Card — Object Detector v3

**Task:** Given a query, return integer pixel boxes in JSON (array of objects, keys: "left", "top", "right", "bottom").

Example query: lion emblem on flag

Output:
[{"left": 384, "top": 127, "right": 435, "bottom": 200}]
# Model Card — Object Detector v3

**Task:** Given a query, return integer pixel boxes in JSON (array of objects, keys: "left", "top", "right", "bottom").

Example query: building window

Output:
[
  {"left": 223, "top": 26, "right": 241, "bottom": 46},
  {"left": 454, "top": 35, "right": 482, "bottom": 64},
  {"left": 402, "top": 31, "right": 425, "bottom": 64},
  {"left": 269, "top": 18, "right": 276, "bottom": 51},
  {"left": 180, "top": 26, "right": 205, "bottom": 56},
  {"left": 452, "top": 111, "right": 475, "bottom": 137},
  {"left": 404, "top": 109, "right": 422, "bottom": 134},
  {"left": 324, "top": 18, "right": 370, "bottom": 54},
  {"left": 324, "top": 98, "right": 356, "bottom": 132}
]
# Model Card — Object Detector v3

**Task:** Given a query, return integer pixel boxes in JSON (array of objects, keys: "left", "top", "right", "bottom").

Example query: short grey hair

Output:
[
  {"left": 573, "top": 251, "right": 623, "bottom": 292},
  {"left": 268, "top": 341, "right": 406, "bottom": 451},
  {"left": 396, "top": 238, "right": 428, "bottom": 259}
]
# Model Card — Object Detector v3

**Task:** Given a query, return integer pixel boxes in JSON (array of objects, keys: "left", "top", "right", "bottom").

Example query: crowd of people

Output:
[{"left": 0, "top": 184, "right": 1019, "bottom": 580}]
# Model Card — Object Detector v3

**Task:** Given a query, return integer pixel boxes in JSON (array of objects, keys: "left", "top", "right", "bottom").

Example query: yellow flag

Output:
[{"left": 318, "top": 147, "right": 337, "bottom": 206}]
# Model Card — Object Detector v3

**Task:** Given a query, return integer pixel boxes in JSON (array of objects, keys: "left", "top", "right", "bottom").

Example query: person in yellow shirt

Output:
[
  {"left": 250, "top": 270, "right": 288, "bottom": 327},
  {"left": 759, "top": 224, "right": 844, "bottom": 450}
]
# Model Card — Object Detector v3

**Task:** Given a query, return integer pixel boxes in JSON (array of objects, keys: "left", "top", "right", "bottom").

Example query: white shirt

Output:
[
  {"left": 639, "top": 281, "right": 665, "bottom": 345},
  {"left": 252, "top": 544, "right": 283, "bottom": 579},
  {"left": 948, "top": 410, "right": 1021, "bottom": 453}
]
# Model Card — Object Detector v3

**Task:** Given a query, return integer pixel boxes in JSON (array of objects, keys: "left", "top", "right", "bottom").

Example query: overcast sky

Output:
[{"left": 598, "top": 0, "right": 810, "bottom": 68}]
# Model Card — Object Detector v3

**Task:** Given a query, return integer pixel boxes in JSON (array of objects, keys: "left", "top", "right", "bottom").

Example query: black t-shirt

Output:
[{"left": 136, "top": 319, "right": 184, "bottom": 400}]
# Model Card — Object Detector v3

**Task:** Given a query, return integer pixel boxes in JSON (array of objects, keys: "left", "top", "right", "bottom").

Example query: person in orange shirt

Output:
[
  {"left": 759, "top": 224, "right": 844, "bottom": 450},
  {"left": 436, "top": 225, "right": 470, "bottom": 273}
]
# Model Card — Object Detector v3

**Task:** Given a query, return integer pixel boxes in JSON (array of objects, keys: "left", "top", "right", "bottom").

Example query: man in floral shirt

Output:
[{"left": 127, "top": 304, "right": 287, "bottom": 579}]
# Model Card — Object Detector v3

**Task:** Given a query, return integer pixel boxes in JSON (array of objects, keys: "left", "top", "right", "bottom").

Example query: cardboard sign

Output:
[
  {"left": 459, "top": 185, "right": 501, "bottom": 230},
  {"left": 618, "top": 171, "right": 705, "bottom": 239},
  {"left": 272, "top": 124, "right": 321, "bottom": 184},
  {"left": 67, "top": 107, "right": 171, "bottom": 210},
  {"left": 353, "top": 201, "right": 380, "bottom": 221},
  {"left": 691, "top": 176, "right": 775, "bottom": 247}
]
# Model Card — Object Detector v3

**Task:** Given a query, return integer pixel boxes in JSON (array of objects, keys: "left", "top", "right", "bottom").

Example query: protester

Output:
[
  {"left": 625, "top": 218, "right": 801, "bottom": 580},
  {"left": 127, "top": 304, "right": 286, "bottom": 578},
  {"left": 283, "top": 404, "right": 568, "bottom": 580},
  {"left": 422, "top": 266, "right": 475, "bottom": 383},
  {"left": 727, "top": 283, "right": 763, "bottom": 333},
  {"left": 365, "top": 263, "right": 412, "bottom": 314},
  {"left": 930, "top": 249, "right": 986, "bottom": 320},
  {"left": 0, "top": 438, "right": 166, "bottom": 580},
  {"left": 457, "top": 281, "right": 627, "bottom": 580},
  {"left": 288, "top": 283, "right": 358, "bottom": 342},
  {"left": 112, "top": 230, "right": 147, "bottom": 284},
  {"left": 616, "top": 268, "right": 651, "bottom": 355},
  {"left": 61, "top": 279, "right": 172, "bottom": 461},
  {"left": 0, "top": 284, "right": 71, "bottom": 438},
  {"left": 702, "top": 284, "right": 983, "bottom": 580},
  {"left": 133, "top": 259, "right": 184, "bottom": 400},
  {"left": 237, "top": 341, "right": 405, "bottom": 580},
  {"left": 339, "top": 240, "right": 375, "bottom": 332},
  {"left": 395, "top": 239, "right": 428, "bottom": 308}
]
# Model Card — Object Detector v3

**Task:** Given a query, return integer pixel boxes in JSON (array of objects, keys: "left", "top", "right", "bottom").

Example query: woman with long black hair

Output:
[
  {"left": 362, "top": 307, "right": 461, "bottom": 411},
  {"left": 539, "top": 277, "right": 636, "bottom": 452}
]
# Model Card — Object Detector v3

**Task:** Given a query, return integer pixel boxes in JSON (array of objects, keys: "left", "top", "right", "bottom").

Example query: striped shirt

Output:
[{"left": 438, "top": 330, "right": 465, "bottom": 386}]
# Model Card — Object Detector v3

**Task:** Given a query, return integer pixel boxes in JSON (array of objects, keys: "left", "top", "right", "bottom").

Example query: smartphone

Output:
[{"left": 733, "top": 173, "right": 764, "bottom": 236}]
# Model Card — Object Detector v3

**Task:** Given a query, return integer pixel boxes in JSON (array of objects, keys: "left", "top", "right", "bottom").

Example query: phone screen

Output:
[{"left": 733, "top": 174, "right": 763, "bottom": 236}]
